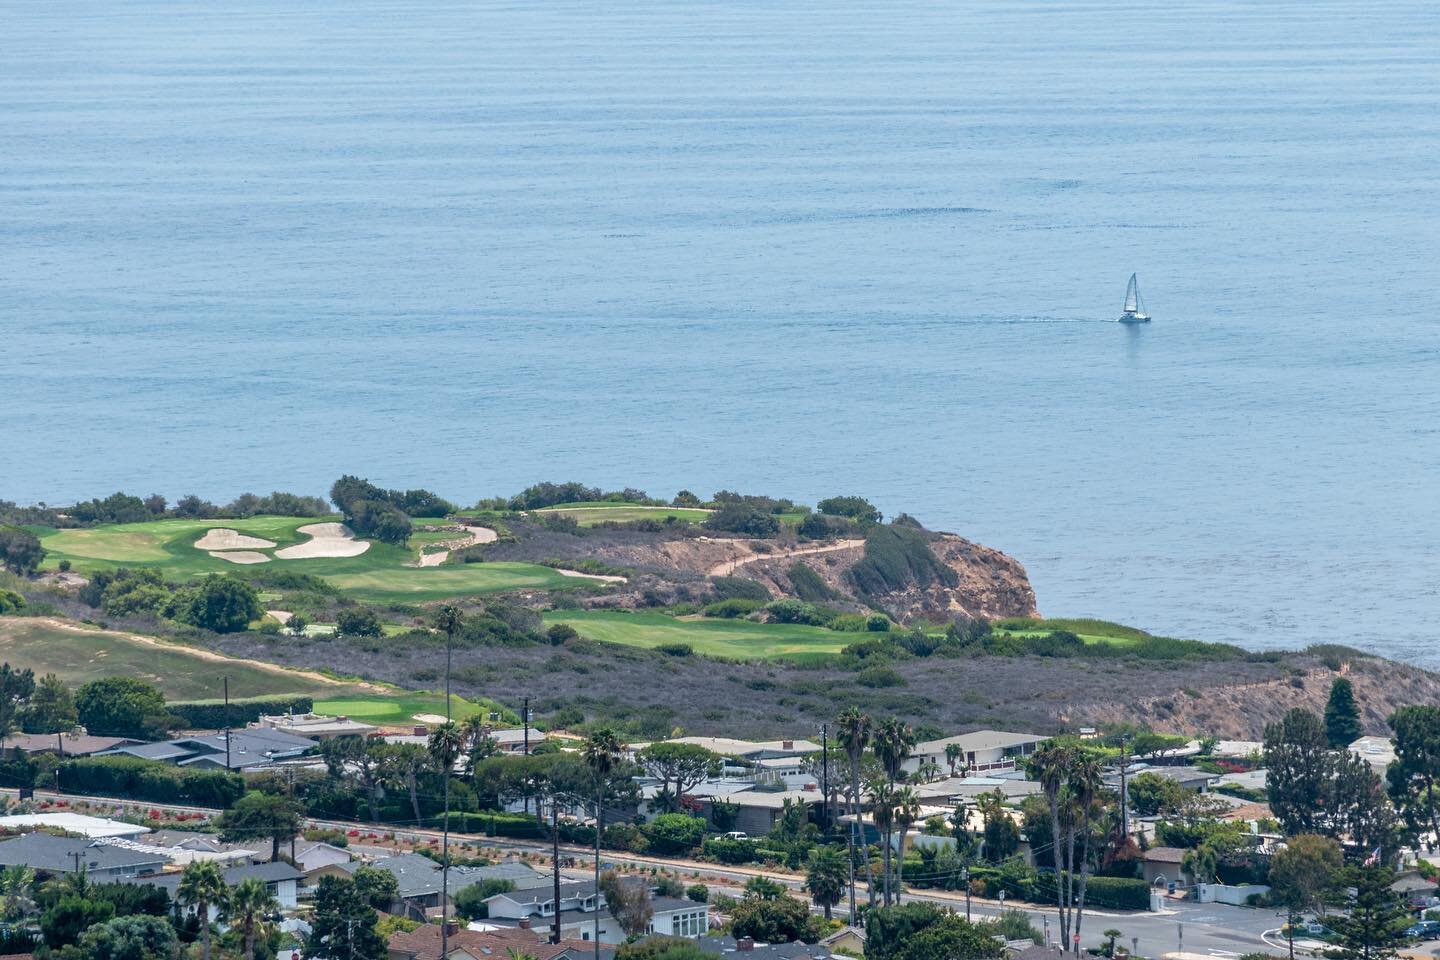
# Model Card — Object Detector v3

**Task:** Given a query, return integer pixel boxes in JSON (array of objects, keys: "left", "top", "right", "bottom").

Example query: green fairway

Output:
[
  {"left": 532, "top": 502, "right": 713, "bottom": 526},
  {"left": 313, "top": 693, "right": 488, "bottom": 725},
  {"left": 33, "top": 517, "right": 581, "bottom": 602},
  {"left": 0, "top": 617, "right": 355, "bottom": 701},
  {"left": 992, "top": 616, "right": 1149, "bottom": 647},
  {"left": 542, "top": 609, "right": 848, "bottom": 661}
]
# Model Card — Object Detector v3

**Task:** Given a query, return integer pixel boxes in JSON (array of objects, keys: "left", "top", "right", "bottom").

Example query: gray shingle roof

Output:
[{"left": 0, "top": 833, "right": 169, "bottom": 874}]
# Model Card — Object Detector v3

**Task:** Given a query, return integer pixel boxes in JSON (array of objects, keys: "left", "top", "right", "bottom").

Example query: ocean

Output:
[{"left": 3, "top": 0, "right": 1438, "bottom": 662}]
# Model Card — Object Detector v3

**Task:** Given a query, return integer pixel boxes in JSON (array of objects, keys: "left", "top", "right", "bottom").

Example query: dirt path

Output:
[
  {"left": 707, "top": 539, "right": 865, "bottom": 577},
  {"left": 553, "top": 568, "right": 627, "bottom": 583},
  {"left": 415, "top": 525, "right": 498, "bottom": 567},
  {"left": 19, "top": 616, "right": 385, "bottom": 692}
]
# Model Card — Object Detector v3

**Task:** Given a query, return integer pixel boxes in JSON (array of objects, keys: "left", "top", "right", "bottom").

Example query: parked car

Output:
[
  {"left": 723, "top": 831, "right": 748, "bottom": 840},
  {"left": 1404, "top": 920, "right": 1440, "bottom": 940}
]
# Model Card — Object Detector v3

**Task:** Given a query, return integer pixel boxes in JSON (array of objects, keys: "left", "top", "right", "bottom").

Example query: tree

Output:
[
  {"left": 1103, "top": 929, "right": 1124, "bottom": 957},
  {"left": 352, "top": 866, "right": 399, "bottom": 912},
  {"left": 600, "top": 870, "right": 653, "bottom": 939},
  {"left": 702, "top": 504, "right": 781, "bottom": 538},
  {"left": 20, "top": 673, "right": 77, "bottom": 734},
  {"left": 225, "top": 876, "right": 279, "bottom": 960},
  {"left": 455, "top": 878, "right": 514, "bottom": 921},
  {"left": 0, "top": 663, "right": 36, "bottom": 741},
  {"left": 893, "top": 786, "right": 921, "bottom": 895},
  {"left": 41, "top": 894, "right": 114, "bottom": 949},
  {"left": 804, "top": 846, "right": 845, "bottom": 921},
  {"left": 979, "top": 791, "right": 1020, "bottom": 863},
  {"left": 1329, "top": 865, "right": 1410, "bottom": 960},
  {"left": 183, "top": 575, "right": 263, "bottom": 633},
  {"left": 321, "top": 736, "right": 387, "bottom": 822},
  {"left": 75, "top": 676, "right": 171, "bottom": 739},
  {"left": 729, "top": 893, "right": 818, "bottom": 944},
  {"left": 0, "top": 864, "right": 35, "bottom": 923},
  {"left": 428, "top": 722, "right": 464, "bottom": 783},
  {"left": 1270, "top": 835, "right": 1344, "bottom": 960},
  {"left": 177, "top": 860, "right": 230, "bottom": 960},
  {"left": 384, "top": 742, "right": 434, "bottom": 826},
  {"left": 816, "top": 496, "right": 882, "bottom": 525},
  {"left": 867, "top": 903, "right": 1004, "bottom": 960},
  {"left": 1326, "top": 678, "right": 1363, "bottom": 749},
  {"left": 1388, "top": 705, "right": 1440, "bottom": 846},
  {"left": 1264, "top": 709, "right": 1334, "bottom": 836},
  {"left": 73, "top": 914, "right": 179, "bottom": 960},
  {"left": 336, "top": 608, "right": 383, "bottom": 638},
  {"left": 309, "top": 875, "right": 387, "bottom": 960},
  {"left": 837, "top": 708, "right": 872, "bottom": 817},
  {"left": 944, "top": 742, "right": 962, "bottom": 777},
  {"left": 1126, "top": 771, "right": 1186, "bottom": 817},
  {"left": 873, "top": 717, "right": 916, "bottom": 783},
  {"left": 217, "top": 792, "right": 303, "bottom": 862},
  {"left": 0, "top": 526, "right": 44, "bottom": 576},
  {"left": 636, "top": 742, "right": 718, "bottom": 811}
]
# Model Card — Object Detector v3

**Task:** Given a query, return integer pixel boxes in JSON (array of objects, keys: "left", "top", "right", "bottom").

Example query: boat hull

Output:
[{"left": 1118, "top": 313, "right": 1150, "bottom": 324}]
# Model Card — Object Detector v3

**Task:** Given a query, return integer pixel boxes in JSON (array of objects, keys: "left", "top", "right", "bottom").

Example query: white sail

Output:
[{"left": 1124, "top": 273, "right": 1139, "bottom": 313}]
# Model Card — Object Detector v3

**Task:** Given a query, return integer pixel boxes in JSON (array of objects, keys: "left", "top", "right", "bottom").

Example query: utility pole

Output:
[
  {"left": 522, "top": 695, "right": 532, "bottom": 816},
  {"left": 1119, "top": 736, "right": 1130, "bottom": 839},
  {"left": 962, "top": 867, "right": 970, "bottom": 920},
  {"left": 223, "top": 676, "right": 232, "bottom": 770},
  {"left": 846, "top": 824, "right": 856, "bottom": 923},
  {"left": 551, "top": 797, "right": 562, "bottom": 944},
  {"left": 441, "top": 619, "right": 454, "bottom": 960},
  {"left": 821, "top": 722, "right": 831, "bottom": 832}
]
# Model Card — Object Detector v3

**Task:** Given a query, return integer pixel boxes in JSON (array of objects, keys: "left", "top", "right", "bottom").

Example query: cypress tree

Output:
[{"left": 1325, "top": 677, "right": 1363, "bottom": 748}]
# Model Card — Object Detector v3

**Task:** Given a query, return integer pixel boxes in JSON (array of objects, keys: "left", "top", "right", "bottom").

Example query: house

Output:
[
  {"left": 384, "top": 728, "right": 544, "bottom": 756},
  {"left": 387, "top": 925, "right": 612, "bottom": 960},
  {"left": 690, "top": 788, "right": 822, "bottom": 838},
  {"left": 0, "top": 732, "right": 141, "bottom": 757},
  {"left": 0, "top": 812, "right": 151, "bottom": 839},
  {"left": 1110, "top": 764, "right": 1219, "bottom": 794},
  {"left": 820, "top": 926, "right": 865, "bottom": 957},
  {"left": 911, "top": 775, "right": 1043, "bottom": 804},
  {"left": 695, "top": 936, "right": 831, "bottom": 960},
  {"left": 754, "top": 757, "right": 817, "bottom": 789},
  {"left": 629, "top": 737, "right": 821, "bottom": 762},
  {"left": 340, "top": 854, "right": 551, "bottom": 917},
  {"left": 123, "top": 860, "right": 304, "bottom": 913},
  {"left": 481, "top": 878, "right": 709, "bottom": 944},
  {"left": 0, "top": 832, "right": 169, "bottom": 880},
  {"left": 254, "top": 712, "right": 377, "bottom": 741},
  {"left": 292, "top": 840, "right": 351, "bottom": 872},
  {"left": 903, "top": 731, "right": 1046, "bottom": 777},
  {"left": 1350, "top": 736, "right": 1396, "bottom": 772},
  {"left": 1140, "top": 847, "right": 1193, "bottom": 888},
  {"left": 98, "top": 728, "right": 318, "bottom": 770},
  {"left": 143, "top": 829, "right": 261, "bottom": 866}
]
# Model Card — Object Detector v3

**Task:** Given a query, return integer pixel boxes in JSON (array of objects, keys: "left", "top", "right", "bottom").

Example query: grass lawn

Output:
[
  {"left": 0, "top": 617, "right": 511, "bottom": 726},
  {"left": 532, "top": 502, "right": 713, "bottom": 526},
  {"left": 992, "top": 616, "right": 1149, "bottom": 647},
  {"left": 0, "top": 617, "right": 355, "bottom": 701},
  {"left": 32, "top": 517, "right": 579, "bottom": 602},
  {"left": 542, "top": 609, "right": 849, "bottom": 661}
]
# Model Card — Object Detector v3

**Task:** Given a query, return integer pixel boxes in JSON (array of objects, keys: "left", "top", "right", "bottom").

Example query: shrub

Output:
[
  {"left": 181, "top": 576, "right": 264, "bottom": 633},
  {"left": 656, "top": 642, "right": 693, "bottom": 657},
  {"left": 797, "top": 513, "right": 859, "bottom": 540},
  {"left": 645, "top": 814, "right": 707, "bottom": 855},
  {"left": 0, "top": 589, "right": 24, "bottom": 615},
  {"left": 828, "top": 613, "right": 870, "bottom": 632},
  {"left": 686, "top": 883, "right": 709, "bottom": 903},
  {"left": 815, "top": 496, "right": 882, "bottom": 525},
  {"left": 167, "top": 695, "right": 314, "bottom": 730},
  {"left": 703, "top": 836, "right": 758, "bottom": 864},
  {"left": 335, "top": 608, "right": 383, "bottom": 638},
  {"left": 787, "top": 563, "right": 839, "bottom": 602},
  {"left": 855, "top": 666, "right": 906, "bottom": 688},
  {"left": 455, "top": 878, "right": 515, "bottom": 920},
  {"left": 57, "top": 755, "right": 245, "bottom": 807},
  {"left": 703, "top": 505, "right": 780, "bottom": 538},
  {"left": 847, "top": 525, "right": 957, "bottom": 600},
  {"left": 703, "top": 598, "right": 764, "bottom": 619},
  {"left": 547, "top": 623, "right": 579, "bottom": 645},
  {"left": 763, "top": 599, "right": 828, "bottom": 626},
  {"left": 710, "top": 577, "right": 771, "bottom": 602},
  {"left": 867, "top": 614, "right": 892, "bottom": 632}
]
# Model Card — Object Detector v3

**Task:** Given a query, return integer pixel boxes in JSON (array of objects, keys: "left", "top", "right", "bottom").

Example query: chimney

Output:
[
  {"left": 413, "top": 724, "right": 428, "bottom": 736},
  {"left": 443, "top": 922, "right": 459, "bottom": 938},
  {"left": 781, "top": 740, "right": 793, "bottom": 751},
  {"left": 520, "top": 917, "right": 532, "bottom": 930},
  {"left": 737, "top": 938, "right": 755, "bottom": 952}
]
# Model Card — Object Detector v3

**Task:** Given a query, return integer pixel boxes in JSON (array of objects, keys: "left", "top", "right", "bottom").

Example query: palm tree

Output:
[
  {"left": 225, "top": 877, "right": 278, "bottom": 960},
  {"left": 872, "top": 717, "right": 915, "bottom": 785},
  {"left": 868, "top": 780, "right": 896, "bottom": 906},
  {"left": 804, "top": 846, "right": 846, "bottom": 921},
  {"left": 1028, "top": 743, "right": 1076, "bottom": 946},
  {"left": 461, "top": 713, "right": 494, "bottom": 783},
  {"left": 177, "top": 860, "right": 230, "bottom": 960},
  {"left": 429, "top": 722, "right": 465, "bottom": 781},
  {"left": 433, "top": 603, "right": 462, "bottom": 960},
  {"left": 385, "top": 742, "right": 433, "bottom": 825},
  {"left": 945, "top": 742, "right": 962, "bottom": 777},
  {"left": 1070, "top": 753, "right": 1105, "bottom": 949},
  {"left": 836, "top": 708, "right": 872, "bottom": 816},
  {"left": 0, "top": 864, "right": 35, "bottom": 922},
  {"left": 892, "top": 786, "right": 921, "bottom": 898},
  {"left": 583, "top": 727, "right": 624, "bottom": 960}
]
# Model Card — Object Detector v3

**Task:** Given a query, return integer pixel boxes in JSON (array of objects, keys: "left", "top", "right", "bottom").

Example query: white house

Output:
[
  {"left": 291, "top": 840, "right": 351, "bottom": 873},
  {"left": 903, "top": 730, "right": 1046, "bottom": 777},
  {"left": 482, "top": 878, "right": 708, "bottom": 944}
]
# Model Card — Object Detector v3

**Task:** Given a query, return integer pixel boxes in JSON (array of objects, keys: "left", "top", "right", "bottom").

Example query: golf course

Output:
[
  {"left": 32, "top": 516, "right": 585, "bottom": 602},
  {"left": 542, "top": 608, "right": 851, "bottom": 661}
]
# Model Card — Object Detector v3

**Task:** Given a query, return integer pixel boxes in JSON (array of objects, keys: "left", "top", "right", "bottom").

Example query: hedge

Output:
[
  {"left": 703, "top": 836, "right": 758, "bottom": 864},
  {"left": 1031, "top": 872, "right": 1149, "bottom": 911},
  {"left": 425, "top": 811, "right": 546, "bottom": 838},
  {"left": 57, "top": 755, "right": 245, "bottom": 808},
  {"left": 167, "top": 695, "right": 315, "bottom": 730}
]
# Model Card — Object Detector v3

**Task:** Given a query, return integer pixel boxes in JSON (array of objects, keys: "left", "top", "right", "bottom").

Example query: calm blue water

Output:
[{"left": 3, "top": 0, "right": 1439, "bottom": 661}]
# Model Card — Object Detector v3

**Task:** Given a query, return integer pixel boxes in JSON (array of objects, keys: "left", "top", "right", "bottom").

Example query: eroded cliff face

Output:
[{"left": 1064, "top": 657, "right": 1440, "bottom": 740}]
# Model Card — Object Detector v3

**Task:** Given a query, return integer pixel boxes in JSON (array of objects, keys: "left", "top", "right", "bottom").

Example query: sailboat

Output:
[{"left": 1118, "top": 273, "right": 1151, "bottom": 323}]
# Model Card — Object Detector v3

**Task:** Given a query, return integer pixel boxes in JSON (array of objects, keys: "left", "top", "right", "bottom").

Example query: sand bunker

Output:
[
  {"left": 414, "top": 525, "right": 498, "bottom": 567},
  {"left": 555, "top": 568, "right": 627, "bottom": 583},
  {"left": 274, "top": 522, "right": 371, "bottom": 559},
  {"left": 194, "top": 528, "right": 277, "bottom": 551},
  {"left": 209, "top": 551, "right": 272, "bottom": 565},
  {"left": 266, "top": 610, "right": 293, "bottom": 624}
]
